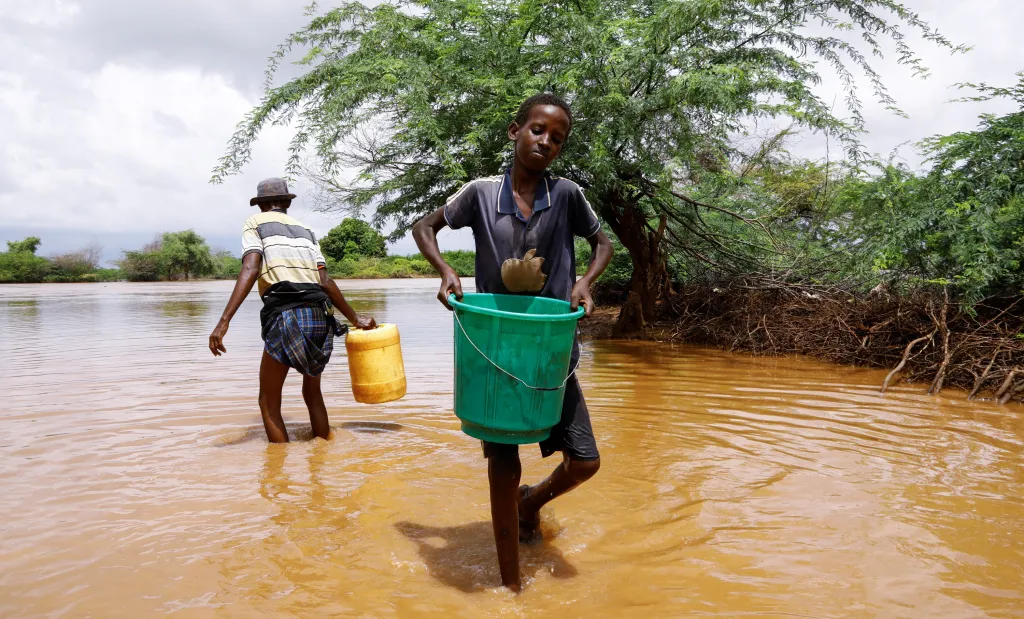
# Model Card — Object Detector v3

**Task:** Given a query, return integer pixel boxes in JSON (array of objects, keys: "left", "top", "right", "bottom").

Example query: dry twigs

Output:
[{"left": 586, "top": 276, "right": 1024, "bottom": 404}]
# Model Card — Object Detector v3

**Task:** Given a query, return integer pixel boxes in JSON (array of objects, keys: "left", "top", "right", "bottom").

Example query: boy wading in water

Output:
[
  {"left": 209, "top": 178, "right": 376, "bottom": 443},
  {"left": 413, "top": 94, "right": 614, "bottom": 591}
]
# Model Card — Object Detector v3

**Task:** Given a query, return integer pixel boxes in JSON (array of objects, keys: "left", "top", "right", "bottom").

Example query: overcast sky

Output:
[{"left": 0, "top": 0, "right": 1021, "bottom": 265}]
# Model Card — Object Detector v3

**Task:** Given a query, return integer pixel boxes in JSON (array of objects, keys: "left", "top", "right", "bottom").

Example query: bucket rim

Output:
[{"left": 448, "top": 293, "right": 585, "bottom": 322}]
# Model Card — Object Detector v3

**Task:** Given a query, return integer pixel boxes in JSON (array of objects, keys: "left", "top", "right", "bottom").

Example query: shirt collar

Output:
[{"left": 498, "top": 168, "right": 552, "bottom": 219}]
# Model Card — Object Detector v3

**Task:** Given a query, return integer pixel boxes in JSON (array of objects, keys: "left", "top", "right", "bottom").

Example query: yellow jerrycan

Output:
[{"left": 344, "top": 323, "right": 407, "bottom": 404}]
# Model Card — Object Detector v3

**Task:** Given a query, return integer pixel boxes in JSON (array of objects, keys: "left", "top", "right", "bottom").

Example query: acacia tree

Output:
[
  {"left": 161, "top": 230, "right": 216, "bottom": 281},
  {"left": 213, "top": 0, "right": 960, "bottom": 331},
  {"left": 320, "top": 218, "right": 389, "bottom": 261},
  {"left": 7, "top": 237, "right": 42, "bottom": 254}
]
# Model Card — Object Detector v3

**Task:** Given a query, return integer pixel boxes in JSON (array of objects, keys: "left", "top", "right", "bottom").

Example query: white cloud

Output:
[
  {"left": 0, "top": 61, "right": 292, "bottom": 233},
  {"left": 788, "top": 0, "right": 1024, "bottom": 165},
  {"left": 0, "top": 0, "right": 80, "bottom": 27}
]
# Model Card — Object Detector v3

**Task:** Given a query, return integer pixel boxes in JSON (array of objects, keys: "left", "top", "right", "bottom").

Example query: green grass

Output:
[{"left": 325, "top": 251, "right": 474, "bottom": 279}]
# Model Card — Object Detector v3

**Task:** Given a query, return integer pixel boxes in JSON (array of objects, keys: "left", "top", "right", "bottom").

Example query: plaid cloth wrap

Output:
[{"left": 263, "top": 306, "right": 334, "bottom": 376}]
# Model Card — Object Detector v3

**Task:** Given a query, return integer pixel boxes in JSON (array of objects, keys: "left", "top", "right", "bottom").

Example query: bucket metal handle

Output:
[{"left": 452, "top": 309, "right": 579, "bottom": 392}]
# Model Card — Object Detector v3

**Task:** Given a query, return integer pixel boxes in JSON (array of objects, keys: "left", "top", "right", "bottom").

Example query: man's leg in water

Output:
[
  {"left": 301, "top": 372, "right": 331, "bottom": 440},
  {"left": 487, "top": 446, "right": 522, "bottom": 592},
  {"left": 258, "top": 351, "right": 290, "bottom": 443},
  {"left": 518, "top": 454, "right": 601, "bottom": 536}
]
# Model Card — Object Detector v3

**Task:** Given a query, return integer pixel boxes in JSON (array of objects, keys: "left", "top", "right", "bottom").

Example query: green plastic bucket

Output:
[{"left": 449, "top": 293, "right": 585, "bottom": 444}]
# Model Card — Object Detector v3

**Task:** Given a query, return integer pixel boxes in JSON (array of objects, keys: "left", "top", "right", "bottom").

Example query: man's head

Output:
[
  {"left": 508, "top": 93, "right": 573, "bottom": 173},
  {"left": 250, "top": 177, "right": 297, "bottom": 210}
]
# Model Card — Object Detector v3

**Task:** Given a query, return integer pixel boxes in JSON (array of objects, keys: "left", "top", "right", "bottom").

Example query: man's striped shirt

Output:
[{"left": 241, "top": 210, "right": 326, "bottom": 297}]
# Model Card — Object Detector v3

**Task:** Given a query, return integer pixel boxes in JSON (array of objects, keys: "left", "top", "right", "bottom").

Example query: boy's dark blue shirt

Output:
[{"left": 443, "top": 168, "right": 601, "bottom": 302}]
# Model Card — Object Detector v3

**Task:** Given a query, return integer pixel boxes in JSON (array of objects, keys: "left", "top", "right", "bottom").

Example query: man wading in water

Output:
[
  {"left": 209, "top": 178, "right": 376, "bottom": 442},
  {"left": 413, "top": 94, "right": 614, "bottom": 591}
]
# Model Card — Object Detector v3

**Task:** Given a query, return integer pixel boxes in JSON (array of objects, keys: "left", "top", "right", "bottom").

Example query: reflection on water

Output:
[
  {"left": 1, "top": 279, "right": 1023, "bottom": 618},
  {"left": 214, "top": 421, "right": 405, "bottom": 446},
  {"left": 2, "top": 298, "right": 38, "bottom": 321},
  {"left": 160, "top": 298, "right": 210, "bottom": 319},
  {"left": 340, "top": 421, "right": 404, "bottom": 434}
]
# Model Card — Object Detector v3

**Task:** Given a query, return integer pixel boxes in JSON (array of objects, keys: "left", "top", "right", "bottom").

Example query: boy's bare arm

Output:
[
  {"left": 318, "top": 270, "right": 376, "bottom": 330},
  {"left": 209, "top": 252, "right": 262, "bottom": 356},
  {"left": 571, "top": 230, "right": 614, "bottom": 317},
  {"left": 412, "top": 208, "right": 463, "bottom": 310}
]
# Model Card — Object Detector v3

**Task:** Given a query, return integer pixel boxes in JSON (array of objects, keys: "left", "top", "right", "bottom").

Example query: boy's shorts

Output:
[{"left": 481, "top": 375, "right": 600, "bottom": 462}]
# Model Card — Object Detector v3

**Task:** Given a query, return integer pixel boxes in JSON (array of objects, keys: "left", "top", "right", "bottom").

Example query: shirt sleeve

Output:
[
  {"left": 312, "top": 234, "right": 327, "bottom": 268},
  {"left": 241, "top": 218, "right": 263, "bottom": 258},
  {"left": 443, "top": 181, "right": 478, "bottom": 230},
  {"left": 570, "top": 184, "right": 601, "bottom": 238}
]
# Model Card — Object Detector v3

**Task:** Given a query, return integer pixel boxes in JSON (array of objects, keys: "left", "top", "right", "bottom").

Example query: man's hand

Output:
[
  {"left": 209, "top": 319, "right": 229, "bottom": 356},
  {"left": 570, "top": 280, "right": 595, "bottom": 318},
  {"left": 352, "top": 315, "right": 377, "bottom": 330},
  {"left": 438, "top": 268, "right": 464, "bottom": 310}
]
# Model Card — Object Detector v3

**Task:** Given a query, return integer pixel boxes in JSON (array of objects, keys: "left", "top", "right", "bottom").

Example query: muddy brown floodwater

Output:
[{"left": 1, "top": 280, "right": 1023, "bottom": 618}]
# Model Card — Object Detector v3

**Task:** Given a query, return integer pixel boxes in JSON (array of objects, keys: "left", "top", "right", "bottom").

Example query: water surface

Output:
[{"left": 1, "top": 280, "right": 1022, "bottom": 618}]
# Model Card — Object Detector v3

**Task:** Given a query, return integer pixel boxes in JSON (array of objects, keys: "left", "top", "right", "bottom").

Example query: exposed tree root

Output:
[
  {"left": 581, "top": 277, "right": 1024, "bottom": 403},
  {"left": 882, "top": 331, "right": 936, "bottom": 394}
]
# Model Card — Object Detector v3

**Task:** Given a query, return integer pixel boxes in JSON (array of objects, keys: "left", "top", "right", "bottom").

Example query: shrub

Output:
[
  {"left": 0, "top": 251, "right": 50, "bottom": 283},
  {"left": 118, "top": 250, "right": 165, "bottom": 282}
]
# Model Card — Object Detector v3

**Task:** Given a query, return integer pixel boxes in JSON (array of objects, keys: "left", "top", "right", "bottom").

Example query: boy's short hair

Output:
[{"left": 514, "top": 93, "right": 573, "bottom": 134}]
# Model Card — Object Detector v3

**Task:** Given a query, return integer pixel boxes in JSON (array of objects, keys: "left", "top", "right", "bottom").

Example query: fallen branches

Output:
[
  {"left": 968, "top": 345, "right": 1003, "bottom": 400},
  {"left": 994, "top": 369, "right": 1019, "bottom": 402},
  {"left": 927, "top": 289, "right": 953, "bottom": 395},
  {"left": 882, "top": 330, "right": 936, "bottom": 394},
  {"left": 584, "top": 276, "right": 1024, "bottom": 403}
]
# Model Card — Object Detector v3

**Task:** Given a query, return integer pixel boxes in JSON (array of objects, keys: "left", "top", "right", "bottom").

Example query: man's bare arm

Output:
[{"left": 209, "top": 252, "right": 262, "bottom": 356}]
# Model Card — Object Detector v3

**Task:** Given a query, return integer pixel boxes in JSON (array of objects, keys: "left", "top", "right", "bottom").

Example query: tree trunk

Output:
[{"left": 601, "top": 195, "right": 669, "bottom": 336}]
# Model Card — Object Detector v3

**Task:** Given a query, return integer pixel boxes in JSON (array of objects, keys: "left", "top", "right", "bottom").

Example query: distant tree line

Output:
[
  {"left": 0, "top": 219, "right": 475, "bottom": 283},
  {"left": 0, "top": 237, "right": 118, "bottom": 283},
  {"left": 117, "top": 230, "right": 235, "bottom": 282},
  {"left": 0, "top": 231, "right": 240, "bottom": 284}
]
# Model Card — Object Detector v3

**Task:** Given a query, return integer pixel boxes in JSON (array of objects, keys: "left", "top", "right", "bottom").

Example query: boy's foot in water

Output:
[{"left": 518, "top": 484, "right": 541, "bottom": 543}]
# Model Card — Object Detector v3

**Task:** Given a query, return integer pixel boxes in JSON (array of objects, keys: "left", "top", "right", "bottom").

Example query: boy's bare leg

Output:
[
  {"left": 487, "top": 448, "right": 522, "bottom": 592},
  {"left": 301, "top": 373, "right": 331, "bottom": 440},
  {"left": 519, "top": 454, "right": 601, "bottom": 537},
  {"left": 258, "top": 352, "right": 290, "bottom": 443}
]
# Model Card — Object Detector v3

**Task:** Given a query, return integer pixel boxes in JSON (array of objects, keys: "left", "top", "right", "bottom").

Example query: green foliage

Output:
[
  {"left": 214, "top": 250, "right": 243, "bottom": 279},
  {"left": 7, "top": 237, "right": 41, "bottom": 255},
  {"left": 0, "top": 240, "right": 106, "bottom": 283},
  {"left": 320, "top": 218, "right": 388, "bottom": 261},
  {"left": 325, "top": 251, "right": 474, "bottom": 279},
  {"left": 160, "top": 230, "right": 216, "bottom": 280},
  {"left": 0, "top": 250, "right": 50, "bottom": 283},
  {"left": 115, "top": 232, "right": 219, "bottom": 282},
  {"left": 0, "top": 237, "right": 48, "bottom": 283},
  {"left": 92, "top": 268, "right": 125, "bottom": 282},
  {"left": 835, "top": 72, "right": 1024, "bottom": 304},
  {"left": 668, "top": 138, "right": 857, "bottom": 283},
  {"left": 438, "top": 250, "right": 475, "bottom": 277}
]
